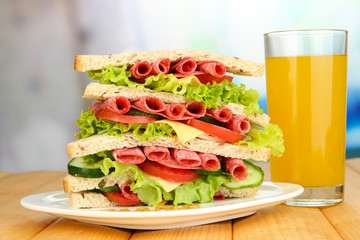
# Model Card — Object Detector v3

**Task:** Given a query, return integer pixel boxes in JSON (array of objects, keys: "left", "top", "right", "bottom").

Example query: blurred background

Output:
[{"left": 1, "top": 0, "right": 359, "bottom": 172}]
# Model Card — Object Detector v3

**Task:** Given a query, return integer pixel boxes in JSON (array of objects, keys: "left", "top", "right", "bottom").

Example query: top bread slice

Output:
[{"left": 74, "top": 49, "right": 264, "bottom": 76}]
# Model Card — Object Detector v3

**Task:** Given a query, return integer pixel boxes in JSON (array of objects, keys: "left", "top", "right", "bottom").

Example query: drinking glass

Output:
[{"left": 264, "top": 29, "right": 348, "bottom": 206}]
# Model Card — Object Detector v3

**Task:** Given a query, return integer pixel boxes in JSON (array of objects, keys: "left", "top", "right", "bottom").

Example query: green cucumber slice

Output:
[
  {"left": 197, "top": 117, "right": 226, "bottom": 127},
  {"left": 68, "top": 157, "right": 105, "bottom": 178},
  {"left": 223, "top": 160, "right": 264, "bottom": 189},
  {"left": 126, "top": 109, "right": 163, "bottom": 119},
  {"left": 192, "top": 168, "right": 222, "bottom": 176}
]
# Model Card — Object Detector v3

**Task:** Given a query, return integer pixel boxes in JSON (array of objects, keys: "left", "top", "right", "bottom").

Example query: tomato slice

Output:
[
  {"left": 184, "top": 118, "right": 245, "bottom": 143},
  {"left": 196, "top": 73, "right": 233, "bottom": 85},
  {"left": 95, "top": 109, "right": 158, "bottom": 123},
  {"left": 102, "top": 192, "right": 143, "bottom": 205},
  {"left": 138, "top": 161, "right": 202, "bottom": 183}
]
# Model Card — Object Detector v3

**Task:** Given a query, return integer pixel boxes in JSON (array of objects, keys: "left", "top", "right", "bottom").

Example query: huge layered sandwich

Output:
[{"left": 64, "top": 49, "right": 284, "bottom": 208}]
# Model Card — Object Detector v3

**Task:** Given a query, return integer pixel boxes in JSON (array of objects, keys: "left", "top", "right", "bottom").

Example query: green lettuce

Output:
[
  {"left": 75, "top": 109, "right": 175, "bottom": 140},
  {"left": 91, "top": 157, "right": 232, "bottom": 206},
  {"left": 236, "top": 124, "right": 285, "bottom": 157},
  {"left": 87, "top": 66, "right": 262, "bottom": 114},
  {"left": 163, "top": 175, "right": 231, "bottom": 205}
]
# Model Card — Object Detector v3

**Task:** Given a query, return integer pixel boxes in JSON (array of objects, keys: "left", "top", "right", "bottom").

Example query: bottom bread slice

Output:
[{"left": 68, "top": 187, "right": 259, "bottom": 209}]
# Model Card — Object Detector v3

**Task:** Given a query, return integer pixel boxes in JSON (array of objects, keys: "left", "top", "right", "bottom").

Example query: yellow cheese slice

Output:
[
  {"left": 143, "top": 172, "right": 181, "bottom": 192},
  {"left": 156, "top": 119, "right": 204, "bottom": 143},
  {"left": 178, "top": 76, "right": 201, "bottom": 85}
]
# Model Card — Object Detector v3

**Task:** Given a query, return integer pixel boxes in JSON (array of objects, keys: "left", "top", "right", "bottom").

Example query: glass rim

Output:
[{"left": 264, "top": 29, "right": 348, "bottom": 37}]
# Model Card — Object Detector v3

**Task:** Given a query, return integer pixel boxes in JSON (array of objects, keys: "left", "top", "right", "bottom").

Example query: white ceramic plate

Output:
[{"left": 21, "top": 182, "right": 303, "bottom": 230}]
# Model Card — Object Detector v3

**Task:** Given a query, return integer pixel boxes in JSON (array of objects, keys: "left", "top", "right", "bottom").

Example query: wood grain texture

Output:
[
  {"left": 319, "top": 165, "right": 360, "bottom": 240},
  {"left": 0, "top": 171, "right": 13, "bottom": 180},
  {"left": 0, "top": 172, "right": 66, "bottom": 239},
  {"left": 0, "top": 171, "right": 65, "bottom": 205},
  {"left": 130, "top": 221, "right": 232, "bottom": 240},
  {"left": 346, "top": 158, "right": 360, "bottom": 174},
  {"left": 31, "top": 218, "right": 132, "bottom": 240},
  {"left": 233, "top": 205, "right": 342, "bottom": 240}
]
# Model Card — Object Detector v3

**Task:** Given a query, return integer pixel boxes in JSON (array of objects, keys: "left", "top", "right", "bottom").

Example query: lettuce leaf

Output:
[
  {"left": 75, "top": 109, "right": 175, "bottom": 140},
  {"left": 236, "top": 124, "right": 285, "bottom": 157},
  {"left": 91, "top": 158, "right": 232, "bottom": 206},
  {"left": 163, "top": 175, "right": 231, "bottom": 205},
  {"left": 87, "top": 66, "right": 262, "bottom": 114}
]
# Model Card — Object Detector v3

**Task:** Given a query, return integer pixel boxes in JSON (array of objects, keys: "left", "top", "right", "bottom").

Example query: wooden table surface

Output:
[{"left": 1, "top": 158, "right": 359, "bottom": 240}]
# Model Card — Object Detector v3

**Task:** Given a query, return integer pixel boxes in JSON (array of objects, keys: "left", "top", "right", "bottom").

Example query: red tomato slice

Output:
[
  {"left": 138, "top": 161, "right": 202, "bottom": 183},
  {"left": 184, "top": 118, "right": 245, "bottom": 143},
  {"left": 196, "top": 73, "right": 233, "bottom": 85},
  {"left": 95, "top": 109, "right": 158, "bottom": 123},
  {"left": 102, "top": 192, "right": 143, "bottom": 205}
]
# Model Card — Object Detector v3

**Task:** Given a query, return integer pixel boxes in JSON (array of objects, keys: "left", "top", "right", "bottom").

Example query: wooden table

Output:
[{"left": 1, "top": 159, "right": 359, "bottom": 240}]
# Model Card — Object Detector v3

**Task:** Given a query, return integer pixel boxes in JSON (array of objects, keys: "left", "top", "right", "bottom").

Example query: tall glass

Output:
[{"left": 264, "top": 30, "right": 348, "bottom": 206}]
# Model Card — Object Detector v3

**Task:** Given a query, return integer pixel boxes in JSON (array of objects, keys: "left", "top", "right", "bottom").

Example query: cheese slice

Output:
[
  {"left": 143, "top": 172, "right": 181, "bottom": 192},
  {"left": 156, "top": 119, "right": 204, "bottom": 143},
  {"left": 178, "top": 76, "right": 201, "bottom": 85}
]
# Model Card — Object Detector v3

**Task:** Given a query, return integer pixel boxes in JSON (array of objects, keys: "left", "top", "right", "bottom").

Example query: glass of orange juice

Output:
[{"left": 264, "top": 29, "right": 348, "bottom": 206}]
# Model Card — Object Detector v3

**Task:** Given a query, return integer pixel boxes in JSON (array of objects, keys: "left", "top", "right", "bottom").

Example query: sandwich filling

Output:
[{"left": 67, "top": 149, "right": 264, "bottom": 206}]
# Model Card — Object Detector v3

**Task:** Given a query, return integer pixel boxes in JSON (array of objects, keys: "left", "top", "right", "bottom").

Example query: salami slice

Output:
[
  {"left": 170, "top": 56, "right": 197, "bottom": 77},
  {"left": 198, "top": 153, "right": 221, "bottom": 171},
  {"left": 131, "top": 96, "right": 166, "bottom": 114},
  {"left": 120, "top": 182, "right": 139, "bottom": 200},
  {"left": 143, "top": 146, "right": 170, "bottom": 161},
  {"left": 129, "top": 61, "right": 152, "bottom": 79},
  {"left": 184, "top": 101, "right": 206, "bottom": 118},
  {"left": 151, "top": 58, "right": 170, "bottom": 75},
  {"left": 226, "top": 116, "right": 251, "bottom": 134},
  {"left": 224, "top": 157, "right": 248, "bottom": 181},
  {"left": 111, "top": 147, "right": 146, "bottom": 164},
  {"left": 171, "top": 148, "right": 202, "bottom": 168},
  {"left": 88, "top": 96, "right": 131, "bottom": 116},
  {"left": 206, "top": 107, "right": 233, "bottom": 122},
  {"left": 155, "top": 155, "right": 201, "bottom": 169},
  {"left": 162, "top": 104, "right": 186, "bottom": 120},
  {"left": 213, "top": 191, "right": 225, "bottom": 200},
  {"left": 87, "top": 102, "right": 105, "bottom": 115},
  {"left": 103, "top": 96, "right": 131, "bottom": 115},
  {"left": 197, "top": 60, "right": 226, "bottom": 77}
]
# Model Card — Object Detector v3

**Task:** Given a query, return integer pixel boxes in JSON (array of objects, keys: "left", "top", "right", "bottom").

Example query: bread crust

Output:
[
  {"left": 74, "top": 49, "right": 264, "bottom": 76},
  {"left": 67, "top": 133, "right": 271, "bottom": 161}
]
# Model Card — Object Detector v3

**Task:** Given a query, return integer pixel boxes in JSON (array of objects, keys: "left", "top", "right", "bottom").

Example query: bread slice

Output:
[
  {"left": 83, "top": 83, "right": 270, "bottom": 127},
  {"left": 65, "top": 172, "right": 260, "bottom": 209},
  {"left": 68, "top": 186, "right": 259, "bottom": 209},
  {"left": 67, "top": 133, "right": 271, "bottom": 161},
  {"left": 74, "top": 49, "right": 264, "bottom": 76},
  {"left": 63, "top": 172, "right": 135, "bottom": 193}
]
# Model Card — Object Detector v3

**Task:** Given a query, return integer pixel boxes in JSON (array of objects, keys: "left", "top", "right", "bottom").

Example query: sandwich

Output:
[{"left": 63, "top": 49, "right": 284, "bottom": 208}]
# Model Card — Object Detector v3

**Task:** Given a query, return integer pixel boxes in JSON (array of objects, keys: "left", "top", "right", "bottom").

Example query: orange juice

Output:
[{"left": 266, "top": 55, "right": 347, "bottom": 187}]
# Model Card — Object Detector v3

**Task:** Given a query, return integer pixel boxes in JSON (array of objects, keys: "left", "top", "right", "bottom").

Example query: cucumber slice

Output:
[
  {"left": 68, "top": 157, "right": 105, "bottom": 178},
  {"left": 192, "top": 168, "right": 222, "bottom": 176},
  {"left": 126, "top": 109, "right": 163, "bottom": 119},
  {"left": 197, "top": 117, "right": 226, "bottom": 127},
  {"left": 223, "top": 160, "right": 264, "bottom": 189}
]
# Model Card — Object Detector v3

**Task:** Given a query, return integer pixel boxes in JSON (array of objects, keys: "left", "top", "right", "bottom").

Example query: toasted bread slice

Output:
[
  {"left": 74, "top": 49, "right": 264, "bottom": 76},
  {"left": 67, "top": 185, "right": 259, "bottom": 209},
  {"left": 83, "top": 83, "right": 270, "bottom": 127},
  {"left": 67, "top": 133, "right": 271, "bottom": 161}
]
